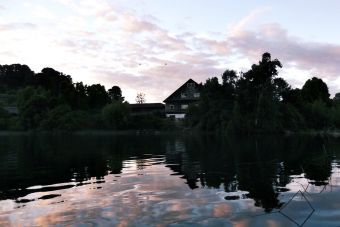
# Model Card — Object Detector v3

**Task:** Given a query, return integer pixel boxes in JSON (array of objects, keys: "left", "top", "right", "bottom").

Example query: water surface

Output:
[{"left": 0, "top": 134, "right": 340, "bottom": 226}]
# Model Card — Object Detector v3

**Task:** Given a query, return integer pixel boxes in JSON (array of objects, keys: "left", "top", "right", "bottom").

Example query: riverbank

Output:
[{"left": 2, "top": 129, "right": 340, "bottom": 137}]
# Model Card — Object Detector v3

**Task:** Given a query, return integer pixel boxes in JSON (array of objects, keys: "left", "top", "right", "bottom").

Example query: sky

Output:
[{"left": 0, "top": 0, "right": 340, "bottom": 102}]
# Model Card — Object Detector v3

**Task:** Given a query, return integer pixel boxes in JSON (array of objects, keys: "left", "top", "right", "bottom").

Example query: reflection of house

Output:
[
  {"left": 163, "top": 79, "right": 201, "bottom": 119},
  {"left": 129, "top": 103, "right": 165, "bottom": 116}
]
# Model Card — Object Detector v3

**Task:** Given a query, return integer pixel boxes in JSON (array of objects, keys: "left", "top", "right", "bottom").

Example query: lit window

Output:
[
  {"left": 181, "top": 104, "right": 188, "bottom": 109},
  {"left": 194, "top": 93, "right": 200, "bottom": 98}
]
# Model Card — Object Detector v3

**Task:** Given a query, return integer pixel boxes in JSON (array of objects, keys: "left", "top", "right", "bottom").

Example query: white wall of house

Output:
[{"left": 166, "top": 114, "right": 186, "bottom": 119}]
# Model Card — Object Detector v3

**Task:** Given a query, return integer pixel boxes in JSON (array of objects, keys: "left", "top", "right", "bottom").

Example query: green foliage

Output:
[
  {"left": 227, "top": 53, "right": 284, "bottom": 133},
  {"left": 41, "top": 105, "right": 91, "bottom": 130},
  {"left": 101, "top": 102, "right": 130, "bottom": 130},
  {"left": 279, "top": 104, "right": 306, "bottom": 131},
  {"left": 129, "top": 115, "right": 175, "bottom": 130},
  {"left": 0, "top": 64, "right": 34, "bottom": 88},
  {"left": 0, "top": 104, "right": 10, "bottom": 130},
  {"left": 0, "top": 55, "right": 339, "bottom": 133},
  {"left": 108, "top": 86, "right": 124, "bottom": 102},
  {"left": 87, "top": 84, "right": 110, "bottom": 108},
  {"left": 186, "top": 75, "right": 235, "bottom": 131},
  {"left": 17, "top": 87, "right": 50, "bottom": 129},
  {"left": 302, "top": 77, "right": 330, "bottom": 103},
  {"left": 188, "top": 52, "right": 336, "bottom": 133},
  {"left": 304, "top": 100, "right": 331, "bottom": 129},
  {"left": 330, "top": 105, "right": 340, "bottom": 128}
]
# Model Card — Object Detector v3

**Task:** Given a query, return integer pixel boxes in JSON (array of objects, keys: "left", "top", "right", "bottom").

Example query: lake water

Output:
[{"left": 0, "top": 133, "right": 340, "bottom": 226}]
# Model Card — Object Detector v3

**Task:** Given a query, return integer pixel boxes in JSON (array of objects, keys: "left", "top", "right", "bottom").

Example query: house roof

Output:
[
  {"left": 163, "top": 79, "right": 199, "bottom": 103},
  {"left": 129, "top": 103, "right": 165, "bottom": 109}
]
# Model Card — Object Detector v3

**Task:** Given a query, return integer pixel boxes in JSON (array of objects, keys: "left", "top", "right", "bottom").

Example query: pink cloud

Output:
[{"left": 230, "top": 23, "right": 340, "bottom": 79}]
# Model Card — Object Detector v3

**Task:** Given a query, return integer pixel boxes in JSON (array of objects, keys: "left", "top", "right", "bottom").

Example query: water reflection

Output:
[{"left": 0, "top": 133, "right": 340, "bottom": 226}]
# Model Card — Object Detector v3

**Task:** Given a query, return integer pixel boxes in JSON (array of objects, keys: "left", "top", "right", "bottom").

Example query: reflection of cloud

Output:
[
  {"left": 2, "top": 154, "right": 340, "bottom": 226},
  {"left": 213, "top": 203, "right": 232, "bottom": 218}
]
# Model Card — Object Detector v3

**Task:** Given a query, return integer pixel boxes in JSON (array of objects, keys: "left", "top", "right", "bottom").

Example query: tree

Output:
[
  {"left": 108, "top": 86, "right": 124, "bottom": 102},
  {"left": 35, "top": 68, "right": 73, "bottom": 96},
  {"left": 17, "top": 87, "right": 51, "bottom": 129},
  {"left": 101, "top": 102, "right": 130, "bottom": 129},
  {"left": 74, "top": 82, "right": 88, "bottom": 109},
  {"left": 0, "top": 64, "right": 35, "bottom": 88},
  {"left": 136, "top": 92, "right": 146, "bottom": 104},
  {"left": 222, "top": 69, "right": 237, "bottom": 88},
  {"left": 86, "top": 84, "right": 110, "bottom": 108},
  {"left": 302, "top": 77, "right": 330, "bottom": 104},
  {"left": 0, "top": 103, "right": 10, "bottom": 130},
  {"left": 273, "top": 77, "right": 291, "bottom": 101},
  {"left": 40, "top": 104, "right": 90, "bottom": 130},
  {"left": 233, "top": 52, "right": 283, "bottom": 132}
]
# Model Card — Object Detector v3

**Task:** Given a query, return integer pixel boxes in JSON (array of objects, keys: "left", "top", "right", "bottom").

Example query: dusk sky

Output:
[{"left": 1, "top": 0, "right": 340, "bottom": 102}]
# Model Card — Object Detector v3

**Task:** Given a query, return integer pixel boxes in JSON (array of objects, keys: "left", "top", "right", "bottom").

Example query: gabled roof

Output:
[{"left": 163, "top": 78, "right": 199, "bottom": 103}]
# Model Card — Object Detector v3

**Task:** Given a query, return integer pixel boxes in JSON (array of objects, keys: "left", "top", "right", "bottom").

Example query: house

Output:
[
  {"left": 163, "top": 79, "right": 201, "bottom": 119},
  {"left": 129, "top": 103, "right": 165, "bottom": 116}
]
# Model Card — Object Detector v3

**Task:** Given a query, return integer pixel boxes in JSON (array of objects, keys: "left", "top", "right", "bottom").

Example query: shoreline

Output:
[{"left": 1, "top": 129, "right": 340, "bottom": 137}]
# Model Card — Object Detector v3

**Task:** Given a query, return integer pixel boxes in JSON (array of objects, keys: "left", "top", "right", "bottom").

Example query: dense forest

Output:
[
  {"left": 0, "top": 65, "right": 172, "bottom": 131},
  {"left": 186, "top": 53, "right": 340, "bottom": 133},
  {"left": 0, "top": 52, "right": 340, "bottom": 133}
]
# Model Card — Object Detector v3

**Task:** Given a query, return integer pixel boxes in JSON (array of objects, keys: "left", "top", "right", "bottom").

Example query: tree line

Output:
[
  {"left": 1, "top": 53, "right": 340, "bottom": 133},
  {"left": 186, "top": 52, "right": 340, "bottom": 133},
  {"left": 0, "top": 64, "right": 172, "bottom": 130}
]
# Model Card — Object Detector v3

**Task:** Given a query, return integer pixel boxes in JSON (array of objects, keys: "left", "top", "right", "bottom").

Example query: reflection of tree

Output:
[
  {"left": 0, "top": 134, "right": 168, "bottom": 200},
  {"left": 0, "top": 133, "right": 334, "bottom": 213},
  {"left": 302, "top": 137, "right": 332, "bottom": 185},
  {"left": 236, "top": 163, "right": 282, "bottom": 212},
  {"left": 163, "top": 135, "right": 333, "bottom": 212}
]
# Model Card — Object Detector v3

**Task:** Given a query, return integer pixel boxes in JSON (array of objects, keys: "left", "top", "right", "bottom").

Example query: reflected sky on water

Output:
[{"left": 0, "top": 134, "right": 340, "bottom": 226}]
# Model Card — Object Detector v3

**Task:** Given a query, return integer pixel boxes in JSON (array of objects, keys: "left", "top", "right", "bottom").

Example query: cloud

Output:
[
  {"left": 0, "top": 23, "right": 37, "bottom": 31},
  {"left": 2, "top": 1, "right": 340, "bottom": 101},
  {"left": 24, "top": 3, "right": 55, "bottom": 19},
  {"left": 230, "top": 6, "right": 272, "bottom": 36},
  {"left": 230, "top": 23, "right": 340, "bottom": 80},
  {"left": 92, "top": 57, "right": 222, "bottom": 103}
]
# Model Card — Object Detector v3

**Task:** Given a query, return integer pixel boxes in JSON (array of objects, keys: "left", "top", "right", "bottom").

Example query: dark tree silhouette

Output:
[
  {"left": 0, "top": 64, "right": 34, "bottom": 88},
  {"left": 86, "top": 84, "right": 110, "bottom": 108},
  {"left": 302, "top": 77, "right": 330, "bottom": 103},
  {"left": 108, "top": 86, "right": 124, "bottom": 102}
]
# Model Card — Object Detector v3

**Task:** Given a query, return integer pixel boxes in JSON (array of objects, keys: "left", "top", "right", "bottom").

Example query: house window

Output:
[
  {"left": 181, "top": 104, "right": 188, "bottom": 110},
  {"left": 194, "top": 93, "right": 200, "bottom": 98},
  {"left": 181, "top": 93, "right": 187, "bottom": 98},
  {"left": 170, "top": 104, "right": 175, "bottom": 110},
  {"left": 187, "top": 82, "right": 194, "bottom": 88}
]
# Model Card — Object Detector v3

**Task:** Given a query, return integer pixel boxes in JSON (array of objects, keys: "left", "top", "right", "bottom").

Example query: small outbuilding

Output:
[{"left": 129, "top": 103, "right": 165, "bottom": 116}]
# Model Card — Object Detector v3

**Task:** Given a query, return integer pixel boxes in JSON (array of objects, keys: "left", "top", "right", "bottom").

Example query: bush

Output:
[
  {"left": 41, "top": 105, "right": 91, "bottom": 130},
  {"left": 101, "top": 102, "right": 130, "bottom": 130}
]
